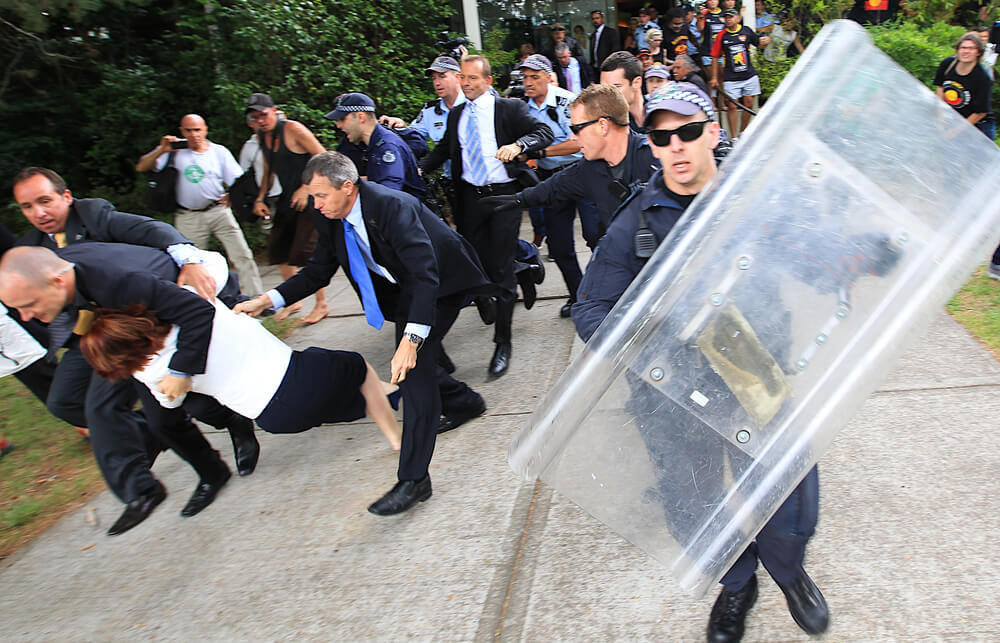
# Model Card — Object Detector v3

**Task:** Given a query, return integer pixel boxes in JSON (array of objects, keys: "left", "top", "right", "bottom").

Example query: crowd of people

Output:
[{"left": 1, "top": 4, "right": 998, "bottom": 642}]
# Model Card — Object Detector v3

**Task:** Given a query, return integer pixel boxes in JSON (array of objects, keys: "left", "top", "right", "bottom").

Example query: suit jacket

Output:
[
  {"left": 55, "top": 242, "right": 215, "bottom": 375},
  {"left": 419, "top": 96, "right": 554, "bottom": 187},
  {"left": 590, "top": 25, "right": 621, "bottom": 70},
  {"left": 276, "top": 181, "right": 493, "bottom": 327},
  {"left": 555, "top": 58, "right": 593, "bottom": 92},
  {"left": 18, "top": 198, "right": 191, "bottom": 249}
]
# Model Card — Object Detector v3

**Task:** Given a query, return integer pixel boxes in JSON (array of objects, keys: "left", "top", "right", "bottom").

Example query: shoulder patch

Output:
[
  {"left": 424, "top": 99, "right": 439, "bottom": 109},
  {"left": 382, "top": 150, "right": 397, "bottom": 164}
]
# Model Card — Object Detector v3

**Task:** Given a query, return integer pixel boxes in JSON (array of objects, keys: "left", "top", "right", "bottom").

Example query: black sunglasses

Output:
[
  {"left": 569, "top": 116, "right": 620, "bottom": 135},
  {"left": 647, "top": 119, "right": 712, "bottom": 146}
]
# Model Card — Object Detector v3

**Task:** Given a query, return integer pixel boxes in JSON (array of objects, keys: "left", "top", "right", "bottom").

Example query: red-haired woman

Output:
[{"left": 80, "top": 301, "right": 402, "bottom": 450}]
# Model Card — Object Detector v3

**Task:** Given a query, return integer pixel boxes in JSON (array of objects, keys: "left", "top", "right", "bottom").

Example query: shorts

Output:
[{"left": 723, "top": 76, "right": 761, "bottom": 99}]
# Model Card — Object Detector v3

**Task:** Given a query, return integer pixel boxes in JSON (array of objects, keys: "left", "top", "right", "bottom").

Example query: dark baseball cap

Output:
[
  {"left": 517, "top": 54, "right": 554, "bottom": 73},
  {"left": 552, "top": 23, "right": 567, "bottom": 31},
  {"left": 637, "top": 47, "right": 652, "bottom": 57},
  {"left": 246, "top": 93, "right": 275, "bottom": 112},
  {"left": 723, "top": 8, "right": 739, "bottom": 16},
  {"left": 639, "top": 8, "right": 651, "bottom": 15},
  {"left": 426, "top": 56, "right": 461, "bottom": 74},
  {"left": 324, "top": 92, "right": 376, "bottom": 121}
]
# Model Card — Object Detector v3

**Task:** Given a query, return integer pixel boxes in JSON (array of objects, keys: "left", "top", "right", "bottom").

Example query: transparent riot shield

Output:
[{"left": 508, "top": 20, "right": 1000, "bottom": 597}]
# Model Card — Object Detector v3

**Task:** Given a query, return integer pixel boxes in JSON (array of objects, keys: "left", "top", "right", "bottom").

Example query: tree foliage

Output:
[{"left": 0, "top": 0, "right": 453, "bottom": 233}]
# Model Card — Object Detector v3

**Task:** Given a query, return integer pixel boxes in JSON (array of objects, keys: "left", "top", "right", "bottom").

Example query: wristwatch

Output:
[{"left": 403, "top": 332, "right": 424, "bottom": 350}]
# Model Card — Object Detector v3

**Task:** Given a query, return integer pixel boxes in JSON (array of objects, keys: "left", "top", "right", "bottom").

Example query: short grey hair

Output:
[
  {"left": 302, "top": 151, "right": 359, "bottom": 188},
  {"left": 554, "top": 42, "right": 570, "bottom": 55}
]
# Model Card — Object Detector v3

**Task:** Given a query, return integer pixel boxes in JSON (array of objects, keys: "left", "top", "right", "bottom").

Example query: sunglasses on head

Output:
[
  {"left": 648, "top": 119, "right": 712, "bottom": 145},
  {"left": 569, "top": 116, "right": 621, "bottom": 135}
]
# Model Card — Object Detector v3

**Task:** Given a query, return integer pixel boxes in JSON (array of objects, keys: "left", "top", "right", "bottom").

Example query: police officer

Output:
[
  {"left": 516, "top": 54, "right": 601, "bottom": 318},
  {"left": 481, "top": 83, "right": 660, "bottom": 249},
  {"left": 381, "top": 56, "right": 466, "bottom": 217},
  {"left": 327, "top": 93, "right": 425, "bottom": 201}
]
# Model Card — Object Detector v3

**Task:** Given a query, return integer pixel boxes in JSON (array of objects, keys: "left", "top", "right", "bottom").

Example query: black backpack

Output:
[{"left": 144, "top": 151, "right": 179, "bottom": 213}]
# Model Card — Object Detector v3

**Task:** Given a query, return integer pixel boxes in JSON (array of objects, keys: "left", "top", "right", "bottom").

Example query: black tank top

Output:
[{"left": 261, "top": 120, "right": 312, "bottom": 212}]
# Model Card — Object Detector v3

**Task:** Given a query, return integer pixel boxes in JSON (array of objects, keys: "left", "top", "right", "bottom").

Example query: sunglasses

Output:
[
  {"left": 648, "top": 119, "right": 712, "bottom": 145},
  {"left": 569, "top": 116, "right": 620, "bottom": 135}
]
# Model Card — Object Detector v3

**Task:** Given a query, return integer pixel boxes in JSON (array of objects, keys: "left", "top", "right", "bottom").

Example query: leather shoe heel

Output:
[
  {"left": 107, "top": 482, "right": 167, "bottom": 536},
  {"left": 475, "top": 296, "right": 496, "bottom": 325},
  {"left": 181, "top": 466, "right": 231, "bottom": 517},
  {"left": 438, "top": 397, "right": 487, "bottom": 434},
  {"left": 489, "top": 343, "right": 511, "bottom": 377},
  {"left": 778, "top": 568, "right": 829, "bottom": 635},
  {"left": 560, "top": 299, "right": 575, "bottom": 318},
  {"left": 368, "top": 476, "right": 432, "bottom": 516},
  {"left": 228, "top": 415, "right": 260, "bottom": 476}
]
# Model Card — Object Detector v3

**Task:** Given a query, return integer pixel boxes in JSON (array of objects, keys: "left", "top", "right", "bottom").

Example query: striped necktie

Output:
[{"left": 463, "top": 103, "right": 490, "bottom": 186}]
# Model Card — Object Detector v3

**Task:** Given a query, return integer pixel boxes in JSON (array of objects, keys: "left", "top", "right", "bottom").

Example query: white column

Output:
[{"left": 462, "top": 0, "right": 482, "bottom": 49}]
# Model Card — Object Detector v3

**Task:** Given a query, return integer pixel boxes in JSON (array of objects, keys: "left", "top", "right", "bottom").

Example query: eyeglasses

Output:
[
  {"left": 648, "top": 119, "right": 712, "bottom": 146},
  {"left": 569, "top": 116, "right": 620, "bottom": 135}
]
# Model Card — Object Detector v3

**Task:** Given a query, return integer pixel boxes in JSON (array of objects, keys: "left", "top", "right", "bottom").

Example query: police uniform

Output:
[
  {"left": 364, "top": 124, "right": 426, "bottom": 201},
  {"left": 521, "top": 84, "right": 601, "bottom": 308}
]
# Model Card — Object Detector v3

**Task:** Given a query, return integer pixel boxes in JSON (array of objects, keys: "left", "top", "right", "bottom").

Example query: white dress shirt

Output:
[{"left": 458, "top": 92, "right": 514, "bottom": 186}]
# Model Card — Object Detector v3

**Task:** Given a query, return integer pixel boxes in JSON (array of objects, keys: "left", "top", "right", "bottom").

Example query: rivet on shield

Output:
[
  {"left": 816, "top": 333, "right": 828, "bottom": 345},
  {"left": 835, "top": 304, "right": 850, "bottom": 320},
  {"left": 807, "top": 162, "right": 822, "bottom": 177},
  {"left": 710, "top": 293, "right": 723, "bottom": 306},
  {"left": 896, "top": 232, "right": 909, "bottom": 245},
  {"left": 737, "top": 256, "right": 752, "bottom": 270},
  {"left": 796, "top": 358, "right": 809, "bottom": 371},
  {"left": 736, "top": 429, "right": 751, "bottom": 444},
  {"left": 650, "top": 367, "right": 664, "bottom": 381}
]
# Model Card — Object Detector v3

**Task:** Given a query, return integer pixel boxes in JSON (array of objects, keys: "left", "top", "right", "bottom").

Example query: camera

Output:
[
  {"left": 504, "top": 69, "right": 525, "bottom": 99},
  {"left": 170, "top": 139, "right": 189, "bottom": 150},
  {"left": 435, "top": 32, "right": 469, "bottom": 61}
]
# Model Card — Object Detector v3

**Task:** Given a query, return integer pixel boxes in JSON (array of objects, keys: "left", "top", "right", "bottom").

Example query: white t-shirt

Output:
[
  {"left": 156, "top": 142, "right": 242, "bottom": 209},
  {"left": 238, "top": 135, "right": 282, "bottom": 198}
]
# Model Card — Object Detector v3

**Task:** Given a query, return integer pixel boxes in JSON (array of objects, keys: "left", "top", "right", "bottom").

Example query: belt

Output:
[
  {"left": 465, "top": 181, "right": 516, "bottom": 197},
  {"left": 179, "top": 201, "right": 222, "bottom": 212}
]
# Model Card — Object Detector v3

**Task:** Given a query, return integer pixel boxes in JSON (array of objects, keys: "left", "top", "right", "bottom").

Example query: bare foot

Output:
[
  {"left": 301, "top": 301, "right": 329, "bottom": 325},
  {"left": 274, "top": 301, "right": 302, "bottom": 321}
]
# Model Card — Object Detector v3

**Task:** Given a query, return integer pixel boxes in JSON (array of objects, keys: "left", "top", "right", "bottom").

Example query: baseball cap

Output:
[
  {"left": 645, "top": 81, "right": 715, "bottom": 119},
  {"left": 644, "top": 63, "right": 671, "bottom": 80},
  {"left": 723, "top": 8, "right": 739, "bottom": 16},
  {"left": 246, "top": 93, "right": 275, "bottom": 112},
  {"left": 639, "top": 8, "right": 651, "bottom": 15},
  {"left": 426, "top": 56, "right": 461, "bottom": 74},
  {"left": 551, "top": 23, "right": 567, "bottom": 31},
  {"left": 637, "top": 47, "right": 652, "bottom": 57},
  {"left": 324, "top": 92, "right": 376, "bottom": 121},
  {"left": 518, "top": 54, "right": 554, "bottom": 73}
]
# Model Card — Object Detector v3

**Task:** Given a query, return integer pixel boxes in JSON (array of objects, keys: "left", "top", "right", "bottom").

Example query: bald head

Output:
[
  {"left": 0, "top": 247, "right": 75, "bottom": 323},
  {"left": 179, "top": 113, "right": 209, "bottom": 152}
]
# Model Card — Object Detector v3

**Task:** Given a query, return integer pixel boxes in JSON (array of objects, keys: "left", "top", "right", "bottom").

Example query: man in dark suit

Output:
[
  {"left": 237, "top": 151, "right": 493, "bottom": 515},
  {"left": 590, "top": 10, "right": 622, "bottom": 77},
  {"left": 0, "top": 243, "right": 241, "bottom": 525},
  {"left": 11, "top": 166, "right": 258, "bottom": 535},
  {"left": 419, "top": 55, "right": 554, "bottom": 378},
  {"left": 554, "top": 42, "right": 593, "bottom": 94}
]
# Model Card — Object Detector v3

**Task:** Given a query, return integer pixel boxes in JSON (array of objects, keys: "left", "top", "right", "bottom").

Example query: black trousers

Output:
[
  {"left": 458, "top": 181, "right": 521, "bottom": 345},
  {"left": 47, "top": 343, "right": 232, "bottom": 503},
  {"left": 14, "top": 356, "right": 57, "bottom": 405},
  {"left": 394, "top": 295, "right": 481, "bottom": 481}
]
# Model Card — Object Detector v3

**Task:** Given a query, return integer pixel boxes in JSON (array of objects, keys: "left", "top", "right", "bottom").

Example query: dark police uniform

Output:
[
  {"left": 338, "top": 124, "right": 426, "bottom": 201},
  {"left": 572, "top": 170, "right": 819, "bottom": 593}
]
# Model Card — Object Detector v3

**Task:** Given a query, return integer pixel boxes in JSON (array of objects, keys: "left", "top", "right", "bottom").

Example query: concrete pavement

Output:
[{"left": 2, "top": 218, "right": 1000, "bottom": 641}]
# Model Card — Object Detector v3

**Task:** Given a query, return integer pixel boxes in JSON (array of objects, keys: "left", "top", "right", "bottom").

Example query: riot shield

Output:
[{"left": 508, "top": 20, "right": 1000, "bottom": 597}]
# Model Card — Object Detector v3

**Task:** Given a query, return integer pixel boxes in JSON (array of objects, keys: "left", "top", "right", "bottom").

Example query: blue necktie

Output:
[
  {"left": 342, "top": 220, "right": 385, "bottom": 330},
  {"left": 463, "top": 103, "right": 490, "bottom": 185}
]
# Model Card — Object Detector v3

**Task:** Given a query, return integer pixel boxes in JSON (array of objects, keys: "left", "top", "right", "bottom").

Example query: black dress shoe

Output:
[
  {"left": 777, "top": 568, "right": 829, "bottom": 635},
  {"left": 560, "top": 299, "right": 575, "bottom": 318},
  {"left": 107, "top": 482, "right": 167, "bottom": 536},
  {"left": 489, "top": 342, "right": 511, "bottom": 377},
  {"left": 367, "top": 475, "right": 432, "bottom": 515},
  {"left": 180, "top": 466, "right": 231, "bottom": 517},
  {"left": 531, "top": 260, "right": 545, "bottom": 284},
  {"left": 520, "top": 278, "right": 537, "bottom": 309},
  {"left": 475, "top": 296, "right": 496, "bottom": 325},
  {"left": 437, "top": 346, "right": 456, "bottom": 374},
  {"left": 707, "top": 574, "right": 758, "bottom": 643},
  {"left": 227, "top": 414, "right": 260, "bottom": 476},
  {"left": 438, "top": 397, "right": 487, "bottom": 434}
]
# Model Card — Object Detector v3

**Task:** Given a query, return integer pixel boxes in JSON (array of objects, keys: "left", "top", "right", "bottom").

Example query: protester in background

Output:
[
  {"left": 711, "top": 9, "right": 771, "bottom": 136},
  {"left": 239, "top": 110, "right": 282, "bottom": 233},
  {"left": 976, "top": 25, "right": 997, "bottom": 79},
  {"left": 934, "top": 33, "right": 994, "bottom": 140},
  {"left": 764, "top": 12, "right": 805, "bottom": 62},
  {"left": 247, "top": 92, "right": 330, "bottom": 324},
  {"left": 647, "top": 29, "right": 667, "bottom": 64}
]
